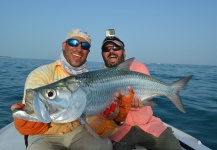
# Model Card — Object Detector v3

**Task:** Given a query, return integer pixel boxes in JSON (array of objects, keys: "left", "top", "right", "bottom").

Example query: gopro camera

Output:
[{"left": 106, "top": 29, "right": 115, "bottom": 37}]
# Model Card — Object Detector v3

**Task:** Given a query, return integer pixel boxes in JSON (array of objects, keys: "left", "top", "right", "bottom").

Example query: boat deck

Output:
[{"left": 0, "top": 122, "right": 211, "bottom": 150}]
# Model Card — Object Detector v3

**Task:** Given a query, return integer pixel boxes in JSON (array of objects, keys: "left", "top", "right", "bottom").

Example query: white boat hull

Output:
[
  {"left": 0, "top": 122, "right": 211, "bottom": 150},
  {"left": 0, "top": 122, "right": 25, "bottom": 150}
]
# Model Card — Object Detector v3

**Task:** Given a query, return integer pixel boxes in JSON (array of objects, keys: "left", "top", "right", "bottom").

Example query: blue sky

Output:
[{"left": 0, "top": 0, "right": 216, "bottom": 66}]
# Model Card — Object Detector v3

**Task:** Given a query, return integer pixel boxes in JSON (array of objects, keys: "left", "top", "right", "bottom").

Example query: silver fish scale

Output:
[
  {"left": 75, "top": 68, "right": 172, "bottom": 117},
  {"left": 13, "top": 58, "right": 190, "bottom": 122}
]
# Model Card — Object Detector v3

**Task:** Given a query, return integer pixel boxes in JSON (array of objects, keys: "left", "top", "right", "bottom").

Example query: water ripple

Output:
[{"left": 0, "top": 58, "right": 216, "bottom": 149}]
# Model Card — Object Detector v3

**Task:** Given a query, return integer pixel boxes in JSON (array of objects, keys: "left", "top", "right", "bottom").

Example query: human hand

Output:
[
  {"left": 114, "top": 86, "right": 134, "bottom": 123},
  {"left": 127, "top": 87, "right": 144, "bottom": 108},
  {"left": 11, "top": 102, "right": 25, "bottom": 111},
  {"left": 11, "top": 103, "right": 49, "bottom": 135}
]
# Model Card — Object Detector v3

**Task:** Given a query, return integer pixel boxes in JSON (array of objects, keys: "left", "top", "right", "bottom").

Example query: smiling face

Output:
[
  {"left": 102, "top": 42, "right": 125, "bottom": 67},
  {"left": 62, "top": 36, "right": 90, "bottom": 67}
]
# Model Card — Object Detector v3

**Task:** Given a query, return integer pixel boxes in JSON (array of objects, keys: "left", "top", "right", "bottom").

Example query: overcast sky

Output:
[{"left": 0, "top": 0, "right": 216, "bottom": 66}]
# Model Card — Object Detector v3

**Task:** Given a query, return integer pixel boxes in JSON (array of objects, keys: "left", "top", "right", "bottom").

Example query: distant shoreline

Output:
[{"left": 0, "top": 56, "right": 12, "bottom": 58}]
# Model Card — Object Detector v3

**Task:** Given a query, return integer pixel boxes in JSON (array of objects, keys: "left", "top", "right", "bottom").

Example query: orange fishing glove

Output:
[
  {"left": 12, "top": 102, "right": 49, "bottom": 135},
  {"left": 114, "top": 87, "right": 134, "bottom": 123},
  {"left": 87, "top": 115, "right": 118, "bottom": 137},
  {"left": 87, "top": 88, "right": 134, "bottom": 137},
  {"left": 102, "top": 101, "right": 119, "bottom": 119},
  {"left": 14, "top": 118, "right": 49, "bottom": 135}
]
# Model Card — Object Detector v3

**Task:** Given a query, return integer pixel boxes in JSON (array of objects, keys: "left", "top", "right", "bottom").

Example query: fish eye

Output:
[{"left": 45, "top": 89, "right": 56, "bottom": 99}]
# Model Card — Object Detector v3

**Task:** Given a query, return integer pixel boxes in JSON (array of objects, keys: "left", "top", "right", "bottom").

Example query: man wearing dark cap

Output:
[
  {"left": 101, "top": 36, "right": 125, "bottom": 68},
  {"left": 101, "top": 29, "right": 181, "bottom": 150}
]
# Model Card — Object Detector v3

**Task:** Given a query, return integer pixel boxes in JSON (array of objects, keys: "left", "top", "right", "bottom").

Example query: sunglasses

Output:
[
  {"left": 102, "top": 46, "right": 122, "bottom": 52},
  {"left": 66, "top": 39, "right": 91, "bottom": 50}
]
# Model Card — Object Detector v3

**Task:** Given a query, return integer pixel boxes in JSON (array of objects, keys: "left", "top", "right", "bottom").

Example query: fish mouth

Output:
[{"left": 32, "top": 90, "right": 51, "bottom": 123}]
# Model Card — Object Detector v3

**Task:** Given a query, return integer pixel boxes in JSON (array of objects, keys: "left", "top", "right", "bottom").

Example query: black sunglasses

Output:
[
  {"left": 66, "top": 39, "right": 91, "bottom": 50},
  {"left": 102, "top": 46, "right": 122, "bottom": 52}
]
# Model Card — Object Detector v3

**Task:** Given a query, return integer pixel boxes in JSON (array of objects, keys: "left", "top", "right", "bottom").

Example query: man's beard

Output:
[{"left": 103, "top": 52, "right": 125, "bottom": 68}]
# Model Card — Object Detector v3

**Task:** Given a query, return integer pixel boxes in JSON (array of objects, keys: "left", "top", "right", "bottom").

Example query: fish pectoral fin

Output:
[
  {"left": 141, "top": 94, "right": 160, "bottom": 106},
  {"left": 80, "top": 115, "right": 104, "bottom": 143},
  {"left": 142, "top": 99, "right": 157, "bottom": 106}
]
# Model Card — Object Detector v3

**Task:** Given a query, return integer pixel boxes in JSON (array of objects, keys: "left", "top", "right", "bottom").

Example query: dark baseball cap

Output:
[{"left": 101, "top": 36, "right": 125, "bottom": 49}]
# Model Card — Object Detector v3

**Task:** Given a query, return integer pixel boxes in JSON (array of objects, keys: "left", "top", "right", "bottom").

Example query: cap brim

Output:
[{"left": 101, "top": 40, "right": 123, "bottom": 48}]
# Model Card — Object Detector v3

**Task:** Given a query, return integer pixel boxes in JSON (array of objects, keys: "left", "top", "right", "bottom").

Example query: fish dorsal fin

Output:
[{"left": 117, "top": 57, "right": 135, "bottom": 69}]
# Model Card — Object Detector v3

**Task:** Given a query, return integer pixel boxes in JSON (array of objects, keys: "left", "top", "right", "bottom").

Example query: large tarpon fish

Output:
[{"left": 13, "top": 57, "right": 192, "bottom": 123}]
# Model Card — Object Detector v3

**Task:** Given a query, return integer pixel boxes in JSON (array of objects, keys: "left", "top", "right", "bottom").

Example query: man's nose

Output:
[{"left": 76, "top": 44, "right": 82, "bottom": 51}]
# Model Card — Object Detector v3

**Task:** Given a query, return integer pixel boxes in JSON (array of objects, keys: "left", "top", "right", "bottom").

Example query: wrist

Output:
[{"left": 113, "top": 119, "right": 125, "bottom": 126}]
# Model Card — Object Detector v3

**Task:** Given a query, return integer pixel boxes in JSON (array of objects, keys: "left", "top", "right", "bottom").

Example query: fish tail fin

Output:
[{"left": 168, "top": 75, "right": 193, "bottom": 113}]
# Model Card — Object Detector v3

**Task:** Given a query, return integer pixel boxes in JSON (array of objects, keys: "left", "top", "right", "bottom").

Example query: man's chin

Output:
[{"left": 108, "top": 61, "right": 118, "bottom": 67}]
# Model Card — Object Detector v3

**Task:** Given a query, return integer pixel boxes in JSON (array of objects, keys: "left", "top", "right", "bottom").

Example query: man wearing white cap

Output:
[{"left": 10, "top": 29, "right": 116, "bottom": 150}]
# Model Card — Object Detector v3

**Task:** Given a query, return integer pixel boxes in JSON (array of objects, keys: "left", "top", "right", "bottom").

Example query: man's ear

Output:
[
  {"left": 62, "top": 42, "right": 66, "bottom": 50},
  {"left": 124, "top": 51, "right": 126, "bottom": 58}
]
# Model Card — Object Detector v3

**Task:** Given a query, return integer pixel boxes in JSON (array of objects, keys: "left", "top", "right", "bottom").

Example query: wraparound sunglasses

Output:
[
  {"left": 102, "top": 46, "right": 122, "bottom": 52},
  {"left": 66, "top": 39, "right": 91, "bottom": 50}
]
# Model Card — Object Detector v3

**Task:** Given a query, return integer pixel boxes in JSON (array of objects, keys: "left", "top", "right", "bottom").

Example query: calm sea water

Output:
[{"left": 0, "top": 58, "right": 216, "bottom": 149}]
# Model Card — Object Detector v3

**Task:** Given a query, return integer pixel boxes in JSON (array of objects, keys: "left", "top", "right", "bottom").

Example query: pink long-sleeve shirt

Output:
[{"left": 109, "top": 62, "right": 167, "bottom": 142}]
